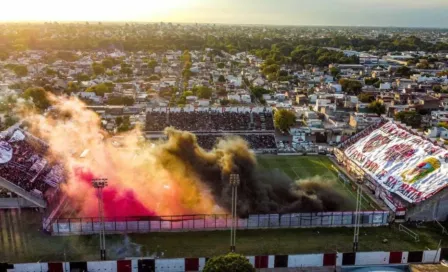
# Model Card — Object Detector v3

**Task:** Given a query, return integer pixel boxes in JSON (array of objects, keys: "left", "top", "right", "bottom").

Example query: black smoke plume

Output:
[{"left": 158, "top": 128, "right": 349, "bottom": 217}]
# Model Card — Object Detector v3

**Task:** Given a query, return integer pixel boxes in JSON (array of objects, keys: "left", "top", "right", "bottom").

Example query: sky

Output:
[{"left": 2, "top": 0, "right": 447, "bottom": 28}]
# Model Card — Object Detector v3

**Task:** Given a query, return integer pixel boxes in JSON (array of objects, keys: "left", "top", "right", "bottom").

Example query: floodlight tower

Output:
[
  {"left": 92, "top": 178, "right": 108, "bottom": 260},
  {"left": 353, "top": 180, "right": 362, "bottom": 252},
  {"left": 229, "top": 173, "right": 240, "bottom": 252}
]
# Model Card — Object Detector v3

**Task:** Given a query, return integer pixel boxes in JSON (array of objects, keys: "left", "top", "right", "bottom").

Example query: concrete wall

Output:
[
  {"left": 0, "top": 198, "right": 39, "bottom": 208},
  {"left": 407, "top": 188, "right": 448, "bottom": 221},
  {"left": 7, "top": 249, "right": 447, "bottom": 272}
]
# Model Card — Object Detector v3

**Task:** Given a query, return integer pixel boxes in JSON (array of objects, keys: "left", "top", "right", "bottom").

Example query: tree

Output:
[
  {"left": 364, "top": 77, "right": 380, "bottom": 86},
  {"left": 106, "top": 96, "right": 135, "bottom": 106},
  {"left": 3, "top": 115, "right": 19, "bottom": 128},
  {"left": 220, "top": 99, "right": 230, "bottom": 106},
  {"left": 55, "top": 51, "right": 78, "bottom": 62},
  {"left": 86, "top": 83, "right": 113, "bottom": 96},
  {"left": 277, "top": 70, "right": 288, "bottom": 77},
  {"left": 416, "top": 59, "right": 430, "bottom": 69},
  {"left": 148, "top": 74, "right": 160, "bottom": 81},
  {"left": 101, "top": 59, "right": 114, "bottom": 69},
  {"left": 115, "top": 116, "right": 123, "bottom": 127},
  {"left": 330, "top": 67, "right": 340, "bottom": 78},
  {"left": 339, "top": 79, "right": 362, "bottom": 95},
  {"left": 117, "top": 116, "right": 132, "bottom": 132},
  {"left": 368, "top": 101, "right": 386, "bottom": 116},
  {"left": 358, "top": 93, "right": 374, "bottom": 103},
  {"left": 46, "top": 68, "right": 58, "bottom": 76},
  {"left": 92, "top": 62, "right": 105, "bottom": 75},
  {"left": 395, "top": 111, "right": 422, "bottom": 128},
  {"left": 433, "top": 85, "right": 442, "bottom": 93},
  {"left": 396, "top": 66, "right": 412, "bottom": 77},
  {"left": 218, "top": 75, "right": 226, "bottom": 83},
  {"left": 13, "top": 65, "right": 28, "bottom": 77},
  {"left": 148, "top": 59, "right": 158, "bottom": 69},
  {"left": 217, "top": 62, "right": 225, "bottom": 69},
  {"left": 23, "top": 87, "right": 51, "bottom": 110},
  {"left": 182, "top": 68, "right": 192, "bottom": 80},
  {"left": 120, "top": 63, "right": 133, "bottom": 76},
  {"left": 76, "top": 73, "right": 90, "bottom": 82},
  {"left": 274, "top": 109, "right": 296, "bottom": 132},
  {"left": 203, "top": 253, "right": 255, "bottom": 272},
  {"left": 66, "top": 81, "right": 79, "bottom": 94},
  {"left": 438, "top": 122, "right": 448, "bottom": 129},
  {"left": 197, "top": 86, "right": 213, "bottom": 99},
  {"left": 251, "top": 87, "right": 270, "bottom": 100}
]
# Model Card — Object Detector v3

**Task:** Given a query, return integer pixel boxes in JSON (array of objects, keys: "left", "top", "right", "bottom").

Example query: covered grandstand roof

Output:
[{"left": 344, "top": 121, "right": 448, "bottom": 203}]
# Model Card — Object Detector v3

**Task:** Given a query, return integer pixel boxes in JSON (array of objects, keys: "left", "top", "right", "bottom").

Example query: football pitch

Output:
[
  {"left": 0, "top": 155, "right": 389, "bottom": 263},
  {"left": 256, "top": 155, "right": 375, "bottom": 211}
]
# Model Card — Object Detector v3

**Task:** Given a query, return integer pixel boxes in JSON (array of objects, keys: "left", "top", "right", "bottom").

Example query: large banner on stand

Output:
[{"left": 345, "top": 122, "right": 448, "bottom": 203}]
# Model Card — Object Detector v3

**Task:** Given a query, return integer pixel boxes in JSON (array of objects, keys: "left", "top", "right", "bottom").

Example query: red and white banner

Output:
[{"left": 345, "top": 122, "right": 448, "bottom": 203}]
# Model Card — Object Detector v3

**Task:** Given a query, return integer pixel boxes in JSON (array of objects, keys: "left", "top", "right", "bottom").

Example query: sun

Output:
[{"left": 0, "top": 0, "right": 190, "bottom": 22}]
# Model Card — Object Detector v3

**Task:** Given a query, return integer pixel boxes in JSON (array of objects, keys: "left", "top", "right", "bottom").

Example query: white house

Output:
[
  {"left": 227, "top": 94, "right": 241, "bottom": 101},
  {"left": 330, "top": 83, "right": 342, "bottom": 93},
  {"left": 197, "top": 99, "right": 210, "bottom": 107},
  {"left": 78, "top": 92, "right": 102, "bottom": 103},
  {"left": 227, "top": 75, "right": 242, "bottom": 87},
  {"left": 426, "top": 127, "right": 448, "bottom": 140},
  {"left": 314, "top": 99, "right": 331, "bottom": 111},
  {"left": 431, "top": 111, "right": 448, "bottom": 126},
  {"left": 379, "top": 83, "right": 391, "bottom": 90},
  {"left": 241, "top": 95, "right": 251, "bottom": 103},
  {"left": 253, "top": 77, "right": 265, "bottom": 86}
]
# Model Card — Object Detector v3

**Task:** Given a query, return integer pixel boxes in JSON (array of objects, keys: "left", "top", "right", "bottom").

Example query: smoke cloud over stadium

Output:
[{"left": 23, "top": 96, "right": 348, "bottom": 217}]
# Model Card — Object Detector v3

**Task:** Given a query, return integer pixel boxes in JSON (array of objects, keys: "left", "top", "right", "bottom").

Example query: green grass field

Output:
[
  {"left": 0, "top": 155, "right": 393, "bottom": 263},
  {"left": 257, "top": 155, "right": 376, "bottom": 211}
]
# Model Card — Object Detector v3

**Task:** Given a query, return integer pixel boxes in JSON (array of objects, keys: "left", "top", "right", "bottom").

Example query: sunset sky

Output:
[{"left": 2, "top": 0, "right": 447, "bottom": 28}]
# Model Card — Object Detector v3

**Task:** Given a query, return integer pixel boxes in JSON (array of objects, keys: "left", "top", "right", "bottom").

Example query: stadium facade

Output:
[{"left": 335, "top": 119, "right": 448, "bottom": 222}]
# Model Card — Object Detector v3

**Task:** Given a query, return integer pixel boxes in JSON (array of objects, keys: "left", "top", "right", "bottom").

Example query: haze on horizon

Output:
[{"left": 2, "top": 0, "right": 447, "bottom": 28}]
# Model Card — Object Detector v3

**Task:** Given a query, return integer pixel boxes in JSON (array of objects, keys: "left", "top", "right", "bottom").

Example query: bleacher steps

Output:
[{"left": 0, "top": 177, "right": 46, "bottom": 208}]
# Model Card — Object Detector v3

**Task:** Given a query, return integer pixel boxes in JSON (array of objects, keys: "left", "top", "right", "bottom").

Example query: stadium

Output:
[
  {"left": 1, "top": 99, "right": 447, "bottom": 238},
  {"left": 0, "top": 99, "right": 389, "bottom": 237},
  {"left": 335, "top": 119, "right": 448, "bottom": 222}
]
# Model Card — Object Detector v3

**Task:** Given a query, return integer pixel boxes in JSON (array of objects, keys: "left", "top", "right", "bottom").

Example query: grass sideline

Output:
[
  {"left": 1, "top": 209, "right": 448, "bottom": 263},
  {"left": 257, "top": 155, "right": 375, "bottom": 210}
]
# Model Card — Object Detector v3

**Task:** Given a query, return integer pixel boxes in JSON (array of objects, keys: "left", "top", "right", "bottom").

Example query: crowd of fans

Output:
[
  {"left": 195, "top": 134, "right": 277, "bottom": 150},
  {"left": 0, "top": 130, "right": 62, "bottom": 199},
  {"left": 145, "top": 111, "right": 275, "bottom": 132},
  {"left": 339, "top": 119, "right": 388, "bottom": 151},
  {"left": 264, "top": 112, "right": 275, "bottom": 130}
]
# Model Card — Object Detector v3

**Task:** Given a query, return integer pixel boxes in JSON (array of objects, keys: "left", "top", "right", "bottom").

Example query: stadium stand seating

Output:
[
  {"left": 336, "top": 119, "right": 448, "bottom": 208},
  {"left": 145, "top": 110, "right": 275, "bottom": 132},
  {"left": 145, "top": 108, "right": 277, "bottom": 152},
  {"left": 195, "top": 134, "right": 277, "bottom": 150},
  {"left": 0, "top": 129, "right": 64, "bottom": 202}
]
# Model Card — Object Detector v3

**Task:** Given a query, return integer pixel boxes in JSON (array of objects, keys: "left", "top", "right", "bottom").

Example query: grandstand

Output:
[
  {"left": 0, "top": 127, "right": 66, "bottom": 227},
  {"left": 145, "top": 107, "right": 277, "bottom": 153},
  {"left": 335, "top": 119, "right": 448, "bottom": 221}
]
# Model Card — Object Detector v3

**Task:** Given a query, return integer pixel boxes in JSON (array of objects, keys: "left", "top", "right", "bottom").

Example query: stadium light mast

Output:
[
  {"left": 92, "top": 178, "right": 108, "bottom": 260},
  {"left": 229, "top": 173, "right": 240, "bottom": 252},
  {"left": 353, "top": 181, "right": 362, "bottom": 252}
]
